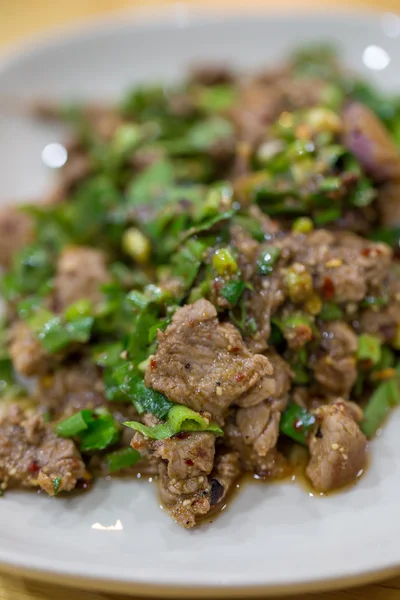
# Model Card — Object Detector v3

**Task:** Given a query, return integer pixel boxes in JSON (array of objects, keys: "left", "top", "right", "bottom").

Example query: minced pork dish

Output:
[{"left": 1, "top": 46, "right": 400, "bottom": 527}]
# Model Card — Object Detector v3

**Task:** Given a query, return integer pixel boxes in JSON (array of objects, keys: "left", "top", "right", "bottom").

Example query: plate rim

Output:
[
  {"left": 0, "top": 2, "right": 384, "bottom": 78},
  {"left": 0, "top": 558, "right": 399, "bottom": 598},
  {"left": 0, "top": 4, "right": 398, "bottom": 596}
]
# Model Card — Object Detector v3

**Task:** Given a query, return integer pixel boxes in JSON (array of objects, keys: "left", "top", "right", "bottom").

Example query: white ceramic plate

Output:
[{"left": 1, "top": 7, "right": 400, "bottom": 597}]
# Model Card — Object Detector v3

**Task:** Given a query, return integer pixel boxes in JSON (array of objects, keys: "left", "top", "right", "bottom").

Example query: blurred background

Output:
[{"left": 1, "top": 0, "right": 400, "bottom": 51}]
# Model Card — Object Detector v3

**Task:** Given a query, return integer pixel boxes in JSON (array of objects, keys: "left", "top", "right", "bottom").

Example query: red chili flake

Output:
[
  {"left": 341, "top": 172, "right": 359, "bottom": 186},
  {"left": 132, "top": 441, "right": 140, "bottom": 450},
  {"left": 359, "top": 358, "right": 374, "bottom": 370},
  {"left": 361, "top": 247, "right": 381, "bottom": 257},
  {"left": 185, "top": 459, "right": 194, "bottom": 466},
  {"left": 361, "top": 247, "right": 372, "bottom": 257},
  {"left": 322, "top": 276, "right": 335, "bottom": 300},
  {"left": 230, "top": 346, "right": 240, "bottom": 353},
  {"left": 380, "top": 324, "right": 397, "bottom": 340},
  {"left": 213, "top": 279, "right": 223, "bottom": 292},
  {"left": 28, "top": 461, "right": 40, "bottom": 473},
  {"left": 150, "top": 358, "right": 157, "bottom": 370},
  {"left": 294, "top": 324, "right": 312, "bottom": 345},
  {"left": 235, "top": 373, "right": 245, "bottom": 382}
]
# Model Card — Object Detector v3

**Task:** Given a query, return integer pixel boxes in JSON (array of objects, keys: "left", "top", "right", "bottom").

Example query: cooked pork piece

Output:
[
  {"left": 0, "top": 405, "right": 85, "bottom": 495},
  {"left": 306, "top": 402, "right": 367, "bottom": 492}
]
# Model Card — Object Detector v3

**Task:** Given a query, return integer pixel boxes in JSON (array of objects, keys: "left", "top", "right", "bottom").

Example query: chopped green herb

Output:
[
  {"left": 220, "top": 280, "right": 245, "bottom": 306},
  {"left": 127, "top": 160, "right": 174, "bottom": 206},
  {"left": 106, "top": 447, "right": 141, "bottom": 473},
  {"left": 52, "top": 477, "right": 61, "bottom": 496},
  {"left": 26, "top": 305, "right": 94, "bottom": 354},
  {"left": 119, "top": 371, "right": 174, "bottom": 419},
  {"left": 196, "top": 85, "right": 237, "bottom": 112},
  {"left": 257, "top": 247, "right": 281, "bottom": 276},
  {"left": 319, "top": 303, "right": 343, "bottom": 321},
  {"left": 54, "top": 410, "right": 94, "bottom": 437},
  {"left": 79, "top": 413, "right": 120, "bottom": 452},
  {"left": 54, "top": 409, "right": 119, "bottom": 452}
]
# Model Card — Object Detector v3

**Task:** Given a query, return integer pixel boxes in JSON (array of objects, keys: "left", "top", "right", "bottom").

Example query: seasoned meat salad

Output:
[{"left": 2, "top": 45, "right": 400, "bottom": 527}]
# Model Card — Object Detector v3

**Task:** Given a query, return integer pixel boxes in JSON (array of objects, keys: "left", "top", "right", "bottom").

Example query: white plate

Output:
[{"left": 1, "top": 7, "right": 400, "bottom": 597}]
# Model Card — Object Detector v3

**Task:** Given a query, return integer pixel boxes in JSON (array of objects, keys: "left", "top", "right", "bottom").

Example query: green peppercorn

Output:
[
  {"left": 285, "top": 263, "right": 313, "bottom": 303},
  {"left": 212, "top": 248, "right": 238, "bottom": 275},
  {"left": 292, "top": 217, "right": 314, "bottom": 234}
]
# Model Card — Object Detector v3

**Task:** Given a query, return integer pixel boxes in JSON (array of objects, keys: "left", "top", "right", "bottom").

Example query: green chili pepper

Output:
[
  {"left": 52, "top": 477, "right": 62, "bottom": 496},
  {"left": 280, "top": 403, "right": 316, "bottom": 445},
  {"left": 124, "top": 404, "right": 223, "bottom": 440},
  {"left": 319, "top": 303, "right": 343, "bottom": 321},
  {"left": 361, "top": 376, "right": 400, "bottom": 438},
  {"left": 357, "top": 334, "right": 382, "bottom": 367}
]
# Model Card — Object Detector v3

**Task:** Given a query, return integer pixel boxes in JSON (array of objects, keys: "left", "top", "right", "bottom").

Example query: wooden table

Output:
[{"left": 1, "top": 0, "right": 400, "bottom": 598}]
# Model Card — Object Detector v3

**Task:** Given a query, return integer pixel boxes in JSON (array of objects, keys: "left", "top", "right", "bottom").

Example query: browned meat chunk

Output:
[
  {"left": 145, "top": 299, "right": 273, "bottom": 419},
  {"left": 9, "top": 321, "right": 54, "bottom": 376},
  {"left": 313, "top": 322, "right": 358, "bottom": 397},
  {"left": 225, "top": 401, "right": 287, "bottom": 478},
  {"left": 245, "top": 278, "right": 285, "bottom": 352},
  {"left": 319, "top": 322, "right": 358, "bottom": 358},
  {"left": 359, "top": 265, "right": 400, "bottom": 343},
  {"left": 36, "top": 358, "right": 106, "bottom": 419},
  {"left": 275, "top": 229, "right": 391, "bottom": 305},
  {"left": 36, "top": 358, "right": 139, "bottom": 444},
  {"left": 231, "top": 82, "right": 283, "bottom": 146},
  {"left": 0, "top": 206, "right": 34, "bottom": 267},
  {"left": 134, "top": 419, "right": 239, "bottom": 528},
  {"left": 230, "top": 225, "right": 260, "bottom": 282},
  {"left": 378, "top": 181, "right": 400, "bottom": 228},
  {"left": 265, "top": 351, "right": 293, "bottom": 402},
  {"left": 225, "top": 417, "right": 287, "bottom": 478},
  {"left": 189, "top": 64, "right": 234, "bottom": 85},
  {"left": 53, "top": 246, "right": 110, "bottom": 310},
  {"left": 158, "top": 451, "right": 241, "bottom": 528},
  {"left": 235, "top": 351, "right": 292, "bottom": 408},
  {"left": 235, "top": 373, "right": 276, "bottom": 408},
  {"left": 236, "top": 402, "right": 280, "bottom": 455},
  {"left": 359, "top": 306, "right": 400, "bottom": 344},
  {"left": 0, "top": 405, "right": 85, "bottom": 495},
  {"left": 306, "top": 402, "right": 367, "bottom": 492},
  {"left": 135, "top": 431, "right": 216, "bottom": 482},
  {"left": 313, "top": 356, "right": 357, "bottom": 397},
  {"left": 342, "top": 102, "right": 400, "bottom": 182},
  {"left": 315, "top": 241, "right": 391, "bottom": 303}
]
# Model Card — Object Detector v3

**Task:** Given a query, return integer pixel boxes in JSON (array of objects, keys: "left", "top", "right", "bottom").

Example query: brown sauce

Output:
[
  {"left": 30, "top": 445, "right": 368, "bottom": 525},
  {"left": 199, "top": 443, "right": 369, "bottom": 526}
]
